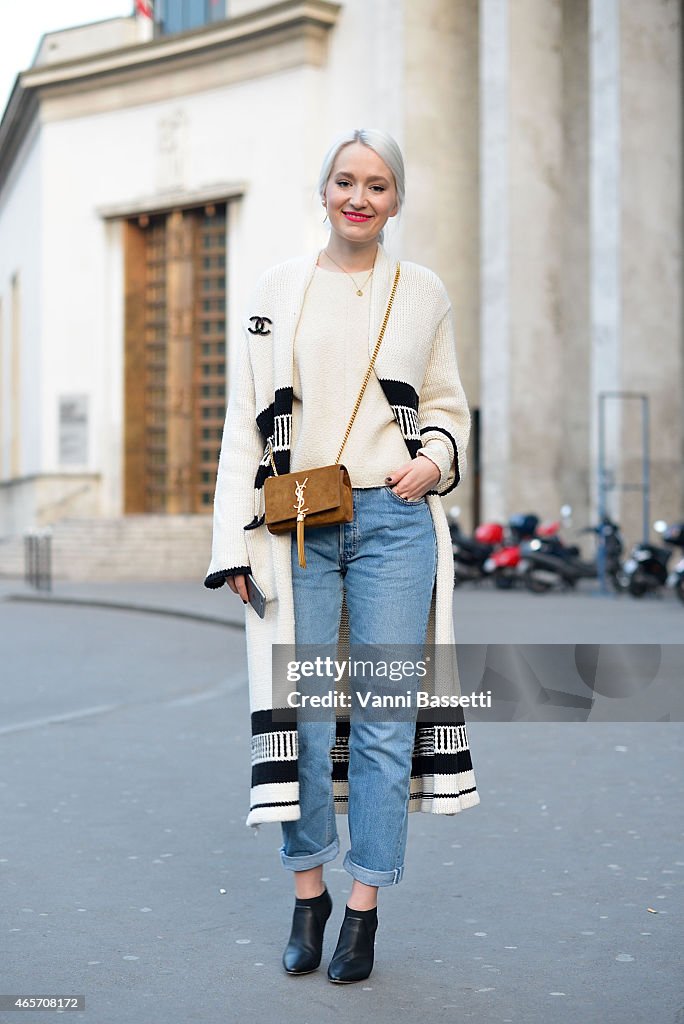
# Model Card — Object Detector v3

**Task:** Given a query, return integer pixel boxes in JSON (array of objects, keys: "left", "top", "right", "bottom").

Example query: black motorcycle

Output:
[
  {"left": 518, "top": 516, "right": 626, "bottom": 594},
  {"left": 622, "top": 520, "right": 678, "bottom": 598},
  {"left": 449, "top": 509, "right": 544, "bottom": 588},
  {"left": 448, "top": 508, "right": 501, "bottom": 586},
  {"left": 662, "top": 522, "right": 684, "bottom": 605}
]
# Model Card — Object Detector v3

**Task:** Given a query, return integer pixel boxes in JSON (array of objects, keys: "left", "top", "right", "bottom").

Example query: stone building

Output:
[{"left": 0, "top": 0, "right": 681, "bottom": 579}]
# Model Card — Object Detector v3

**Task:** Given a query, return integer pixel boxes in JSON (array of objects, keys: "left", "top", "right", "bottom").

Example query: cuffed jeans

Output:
[{"left": 279, "top": 485, "right": 437, "bottom": 886}]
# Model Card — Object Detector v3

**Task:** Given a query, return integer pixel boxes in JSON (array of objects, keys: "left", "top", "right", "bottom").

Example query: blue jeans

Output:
[{"left": 279, "top": 485, "right": 437, "bottom": 886}]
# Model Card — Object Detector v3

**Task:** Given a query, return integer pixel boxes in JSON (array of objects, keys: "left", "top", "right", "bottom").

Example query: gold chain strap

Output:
[
  {"left": 267, "top": 262, "right": 401, "bottom": 476},
  {"left": 334, "top": 262, "right": 401, "bottom": 464}
]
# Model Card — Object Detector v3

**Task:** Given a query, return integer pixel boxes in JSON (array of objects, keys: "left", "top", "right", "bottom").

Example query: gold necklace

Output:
[{"left": 319, "top": 248, "right": 375, "bottom": 296}]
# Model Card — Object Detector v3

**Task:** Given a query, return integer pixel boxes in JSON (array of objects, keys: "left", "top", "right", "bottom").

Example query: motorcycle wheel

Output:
[
  {"left": 675, "top": 577, "right": 684, "bottom": 606},
  {"left": 523, "top": 566, "right": 553, "bottom": 594},
  {"left": 609, "top": 570, "right": 629, "bottom": 594},
  {"left": 628, "top": 578, "right": 648, "bottom": 598}
]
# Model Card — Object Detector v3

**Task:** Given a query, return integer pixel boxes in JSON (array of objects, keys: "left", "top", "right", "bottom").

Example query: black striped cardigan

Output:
[{"left": 204, "top": 242, "right": 480, "bottom": 829}]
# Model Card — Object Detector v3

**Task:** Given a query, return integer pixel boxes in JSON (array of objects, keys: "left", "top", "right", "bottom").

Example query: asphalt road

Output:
[{"left": 1, "top": 580, "right": 682, "bottom": 1023}]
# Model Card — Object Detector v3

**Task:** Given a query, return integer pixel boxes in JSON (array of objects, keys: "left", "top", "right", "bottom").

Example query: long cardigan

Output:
[{"left": 204, "top": 242, "right": 481, "bottom": 830}]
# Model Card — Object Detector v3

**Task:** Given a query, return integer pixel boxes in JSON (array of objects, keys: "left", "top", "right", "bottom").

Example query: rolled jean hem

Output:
[
  {"left": 343, "top": 850, "right": 404, "bottom": 887},
  {"left": 279, "top": 835, "right": 340, "bottom": 872}
]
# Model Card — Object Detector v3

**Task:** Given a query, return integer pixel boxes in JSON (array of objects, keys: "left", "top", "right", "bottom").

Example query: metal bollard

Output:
[
  {"left": 24, "top": 527, "right": 53, "bottom": 591},
  {"left": 24, "top": 529, "right": 35, "bottom": 588},
  {"left": 41, "top": 527, "right": 52, "bottom": 592}
]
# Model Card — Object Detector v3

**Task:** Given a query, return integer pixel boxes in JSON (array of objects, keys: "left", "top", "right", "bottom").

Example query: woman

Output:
[{"left": 204, "top": 128, "right": 480, "bottom": 983}]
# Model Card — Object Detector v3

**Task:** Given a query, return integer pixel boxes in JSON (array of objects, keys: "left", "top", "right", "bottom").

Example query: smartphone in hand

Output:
[{"left": 246, "top": 572, "right": 266, "bottom": 618}]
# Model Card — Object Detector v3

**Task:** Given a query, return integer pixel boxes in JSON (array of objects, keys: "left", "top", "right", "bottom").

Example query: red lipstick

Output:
[{"left": 343, "top": 212, "right": 371, "bottom": 223}]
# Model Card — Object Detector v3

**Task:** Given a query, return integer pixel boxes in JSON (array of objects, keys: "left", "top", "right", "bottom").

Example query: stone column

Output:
[
  {"left": 479, "top": 0, "right": 510, "bottom": 523},
  {"left": 589, "top": 0, "right": 623, "bottom": 530},
  {"left": 560, "top": 0, "right": 591, "bottom": 524},
  {"left": 616, "top": 0, "right": 683, "bottom": 541},
  {"left": 402, "top": 0, "right": 480, "bottom": 523},
  {"left": 480, "top": 0, "right": 566, "bottom": 524}
]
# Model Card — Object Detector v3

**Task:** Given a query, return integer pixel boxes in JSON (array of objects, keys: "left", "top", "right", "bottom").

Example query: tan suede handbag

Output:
[{"left": 264, "top": 262, "right": 401, "bottom": 569}]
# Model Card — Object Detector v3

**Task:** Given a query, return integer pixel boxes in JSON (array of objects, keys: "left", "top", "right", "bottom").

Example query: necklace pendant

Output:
[{"left": 356, "top": 289, "right": 363, "bottom": 296}]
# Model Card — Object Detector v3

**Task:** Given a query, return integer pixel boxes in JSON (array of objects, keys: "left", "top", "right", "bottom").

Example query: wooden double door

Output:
[{"left": 124, "top": 203, "right": 227, "bottom": 514}]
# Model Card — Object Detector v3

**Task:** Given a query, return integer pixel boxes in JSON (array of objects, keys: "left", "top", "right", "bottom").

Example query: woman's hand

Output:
[
  {"left": 227, "top": 573, "right": 250, "bottom": 603},
  {"left": 385, "top": 456, "right": 441, "bottom": 501}
]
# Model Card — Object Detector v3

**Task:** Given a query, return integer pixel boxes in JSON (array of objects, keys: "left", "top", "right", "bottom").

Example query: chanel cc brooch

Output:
[{"left": 248, "top": 316, "right": 273, "bottom": 336}]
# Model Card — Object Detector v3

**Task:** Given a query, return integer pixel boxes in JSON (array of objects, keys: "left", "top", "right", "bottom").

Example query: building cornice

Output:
[
  {"left": 96, "top": 181, "right": 248, "bottom": 220},
  {"left": 0, "top": 0, "right": 341, "bottom": 193}
]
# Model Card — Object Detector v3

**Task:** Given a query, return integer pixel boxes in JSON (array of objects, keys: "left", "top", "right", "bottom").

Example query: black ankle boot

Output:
[
  {"left": 327, "top": 904, "right": 378, "bottom": 983},
  {"left": 282, "top": 886, "right": 333, "bottom": 974}
]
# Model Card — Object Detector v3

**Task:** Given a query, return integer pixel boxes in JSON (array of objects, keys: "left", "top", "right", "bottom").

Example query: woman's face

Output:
[{"left": 323, "top": 142, "right": 399, "bottom": 244}]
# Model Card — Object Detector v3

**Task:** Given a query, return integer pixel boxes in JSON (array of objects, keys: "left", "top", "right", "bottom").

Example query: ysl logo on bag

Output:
[
  {"left": 248, "top": 316, "right": 272, "bottom": 335},
  {"left": 293, "top": 478, "right": 309, "bottom": 520}
]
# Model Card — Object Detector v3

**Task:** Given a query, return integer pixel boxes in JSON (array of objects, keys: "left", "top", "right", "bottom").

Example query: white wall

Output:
[{"left": 0, "top": 118, "right": 43, "bottom": 482}]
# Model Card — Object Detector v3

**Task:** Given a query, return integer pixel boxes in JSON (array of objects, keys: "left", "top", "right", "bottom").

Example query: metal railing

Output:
[{"left": 24, "top": 527, "right": 53, "bottom": 591}]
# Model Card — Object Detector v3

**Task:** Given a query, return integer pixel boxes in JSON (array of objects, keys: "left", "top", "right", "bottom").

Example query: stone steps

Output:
[{"left": 0, "top": 515, "right": 214, "bottom": 581}]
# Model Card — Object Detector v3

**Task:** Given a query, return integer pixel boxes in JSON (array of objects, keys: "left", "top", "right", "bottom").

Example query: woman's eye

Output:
[{"left": 335, "top": 181, "right": 385, "bottom": 192}]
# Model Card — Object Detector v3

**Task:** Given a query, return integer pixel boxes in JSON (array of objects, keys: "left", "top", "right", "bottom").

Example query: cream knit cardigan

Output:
[{"left": 205, "top": 242, "right": 481, "bottom": 830}]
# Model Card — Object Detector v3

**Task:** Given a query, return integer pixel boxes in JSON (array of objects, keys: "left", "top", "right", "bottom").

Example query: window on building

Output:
[{"left": 158, "top": 0, "right": 227, "bottom": 36}]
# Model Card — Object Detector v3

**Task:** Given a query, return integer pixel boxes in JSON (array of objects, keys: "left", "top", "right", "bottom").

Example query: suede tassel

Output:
[{"left": 296, "top": 515, "right": 307, "bottom": 568}]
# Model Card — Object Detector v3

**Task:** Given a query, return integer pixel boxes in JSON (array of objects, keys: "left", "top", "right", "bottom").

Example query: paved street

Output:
[{"left": 0, "top": 576, "right": 682, "bottom": 1023}]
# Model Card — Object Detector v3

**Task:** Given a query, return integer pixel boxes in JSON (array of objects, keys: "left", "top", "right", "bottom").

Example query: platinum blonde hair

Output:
[{"left": 316, "top": 128, "right": 405, "bottom": 245}]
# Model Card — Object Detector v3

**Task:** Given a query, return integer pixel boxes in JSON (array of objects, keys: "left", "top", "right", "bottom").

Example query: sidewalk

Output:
[
  {"left": 1, "top": 576, "right": 682, "bottom": 1023},
  {"left": 1, "top": 573, "right": 682, "bottom": 642},
  {"left": 0, "top": 576, "right": 246, "bottom": 629}
]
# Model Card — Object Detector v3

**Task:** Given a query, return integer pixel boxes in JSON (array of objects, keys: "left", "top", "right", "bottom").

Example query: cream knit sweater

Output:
[
  {"left": 203, "top": 243, "right": 480, "bottom": 829},
  {"left": 291, "top": 266, "right": 452, "bottom": 487},
  {"left": 204, "top": 244, "right": 471, "bottom": 588}
]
